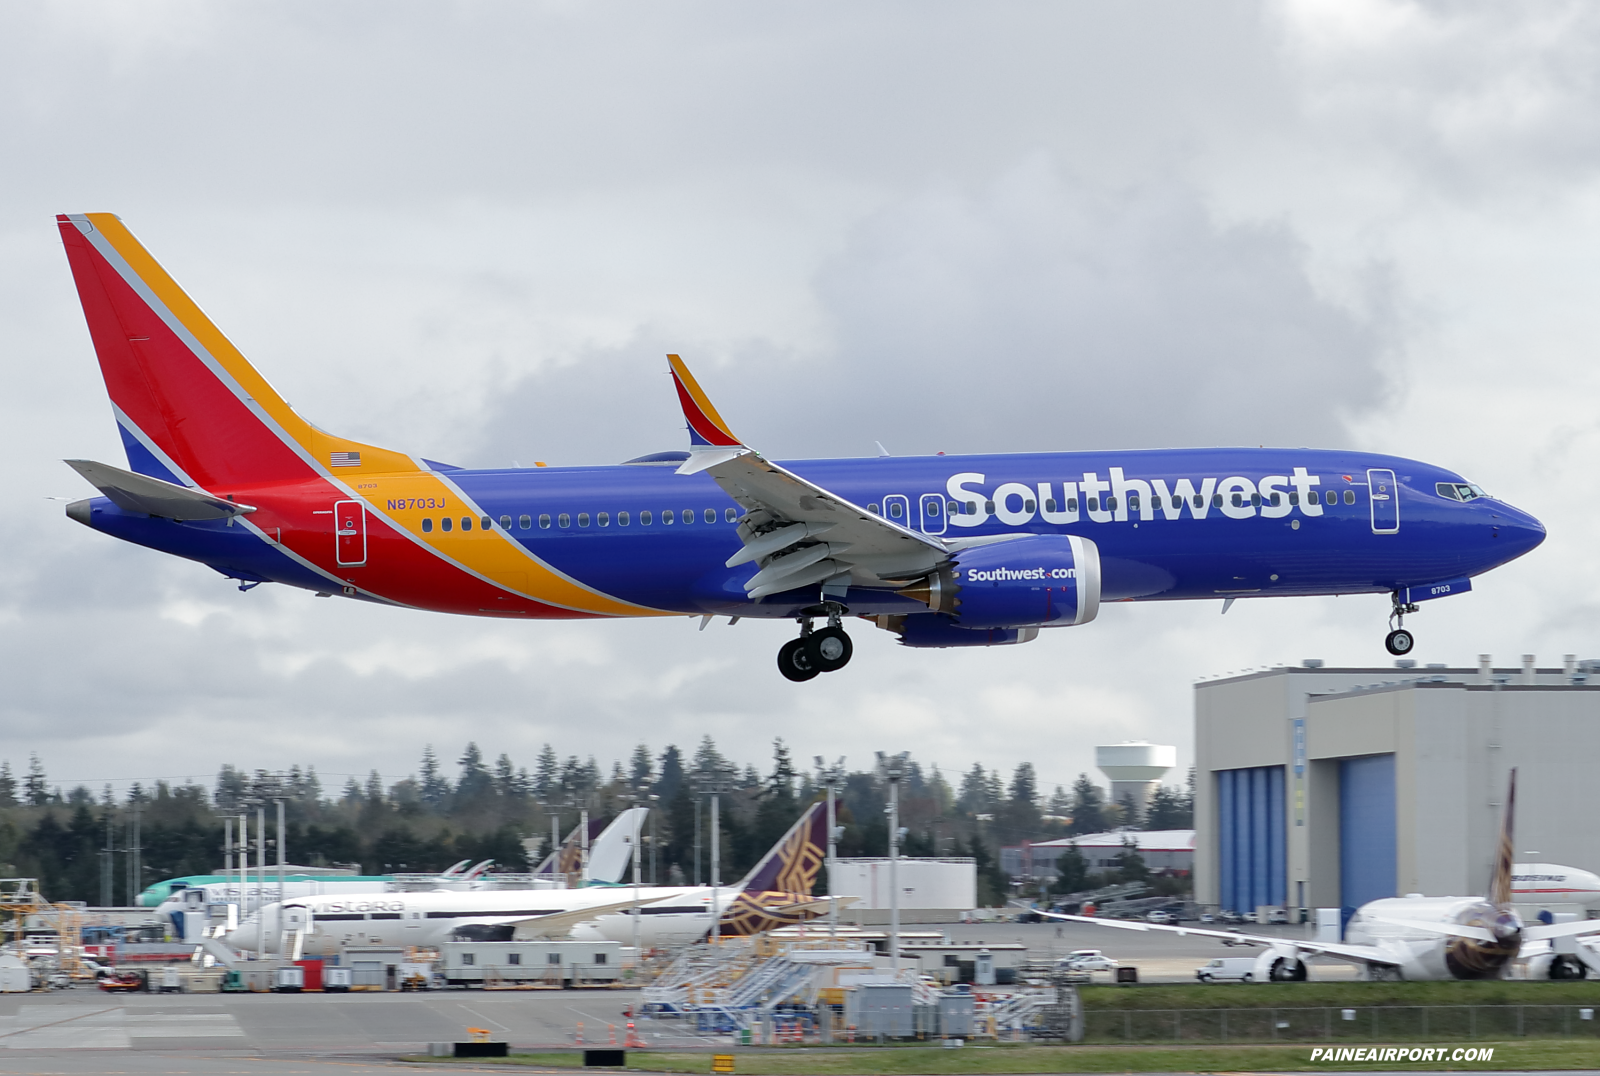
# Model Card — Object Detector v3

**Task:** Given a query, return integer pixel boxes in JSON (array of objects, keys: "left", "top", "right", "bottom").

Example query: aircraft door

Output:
[
  {"left": 919, "top": 493, "right": 947, "bottom": 535},
  {"left": 881, "top": 494, "right": 910, "bottom": 527},
  {"left": 335, "top": 500, "right": 367, "bottom": 565},
  {"left": 1367, "top": 469, "right": 1399, "bottom": 534}
]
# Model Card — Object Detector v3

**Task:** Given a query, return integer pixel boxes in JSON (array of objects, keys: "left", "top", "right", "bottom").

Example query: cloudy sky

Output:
[{"left": 2, "top": 1, "right": 1595, "bottom": 802}]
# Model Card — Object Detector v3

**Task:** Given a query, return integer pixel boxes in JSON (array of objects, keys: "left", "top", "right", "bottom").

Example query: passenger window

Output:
[
  {"left": 869, "top": 503, "right": 880, "bottom": 514},
  {"left": 928, "top": 501, "right": 942, "bottom": 516},
  {"left": 681, "top": 509, "right": 693, "bottom": 524},
  {"left": 947, "top": 501, "right": 960, "bottom": 514},
  {"left": 461, "top": 517, "right": 472, "bottom": 531},
  {"left": 1025, "top": 499, "right": 1036, "bottom": 512},
  {"left": 1344, "top": 490, "right": 1356, "bottom": 505},
  {"left": 1044, "top": 499, "right": 1056, "bottom": 513},
  {"left": 500, "top": 515, "right": 512, "bottom": 529},
  {"left": 1212, "top": 495, "right": 1223, "bottom": 508},
  {"left": 1193, "top": 495, "right": 1204, "bottom": 508},
  {"left": 519, "top": 514, "right": 531, "bottom": 529},
  {"left": 422, "top": 518, "right": 433, "bottom": 533},
  {"left": 599, "top": 512, "right": 610, "bottom": 527},
  {"left": 985, "top": 500, "right": 995, "bottom": 513},
  {"left": 1269, "top": 493, "right": 1280, "bottom": 507},
  {"left": 1288, "top": 493, "right": 1298, "bottom": 506},
  {"left": 1250, "top": 494, "right": 1261, "bottom": 508},
  {"left": 441, "top": 517, "right": 453, "bottom": 532},
  {"left": 1106, "top": 496, "right": 1118, "bottom": 511},
  {"left": 1087, "top": 498, "right": 1099, "bottom": 511},
  {"left": 481, "top": 516, "right": 492, "bottom": 529},
  {"left": 619, "top": 511, "right": 630, "bottom": 526},
  {"left": 539, "top": 514, "right": 551, "bottom": 529},
  {"left": 889, "top": 502, "right": 903, "bottom": 518},
  {"left": 577, "top": 512, "right": 590, "bottom": 527},
  {"left": 1126, "top": 496, "right": 1137, "bottom": 512},
  {"left": 702, "top": 509, "right": 713, "bottom": 523},
  {"left": 1068, "top": 498, "right": 1078, "bottom": 512},
  {"left": 1326, "top": 491, "right": 1337, "bottom": 506},
  {"left": 724, "top": 508, "right": 737, "bottom": 522},
  {"left": 1231, "top": 494, "right": 1242, "bottom": 508},
  {"left": 966, "top": 502, "right": 978, "bottom": 514},
  {"left": 558, "top": 513, "right": 570, "bottom": 528},
  {"left": 640, "top": 510, "right": 652, "bottom": 525},
  {"left": 662, "top": 511, "right": 673, "bottom": 525}
]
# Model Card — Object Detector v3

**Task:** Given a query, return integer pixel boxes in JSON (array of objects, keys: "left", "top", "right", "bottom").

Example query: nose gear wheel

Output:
[{"left": 1385, "top": 593, "right": 1419, "bottom": 656}]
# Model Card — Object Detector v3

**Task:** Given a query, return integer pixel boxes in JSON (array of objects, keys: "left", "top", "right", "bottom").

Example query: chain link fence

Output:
[{"left": 1086, "top": 1005, "right": 1600, "bottom": 1043}]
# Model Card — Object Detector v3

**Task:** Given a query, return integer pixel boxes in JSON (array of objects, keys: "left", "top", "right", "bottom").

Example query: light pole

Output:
[
  {"left": 877, "top": 752, "right": 908, "bottom": 972},
  {"left": 630, "top": 791, "right": 642, "bottom": 956},
  {"left": 699, "top": 761, "right": 734, "bottom": 946},
  {"left": 815, "top": 756, "right": 845, "bottom": 940},
  {"left": 648, "top": 794, "right": 660, "bottom": 885}
]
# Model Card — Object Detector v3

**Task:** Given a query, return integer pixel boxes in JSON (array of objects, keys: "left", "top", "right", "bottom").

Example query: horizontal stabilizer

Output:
[{"left": 65, "top": 459, "right": 255, "bottom": 520}]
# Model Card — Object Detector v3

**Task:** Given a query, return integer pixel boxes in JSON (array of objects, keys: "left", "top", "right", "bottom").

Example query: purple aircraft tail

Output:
[{"left": 737, "top": 801, "right": 828, "bottom": 895}]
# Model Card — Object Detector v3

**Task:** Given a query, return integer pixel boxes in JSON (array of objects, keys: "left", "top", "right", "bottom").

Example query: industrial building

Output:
[
  {"left": 830, "top": 857, "right": 976, "bottom": 924},
  {"left": 1002, "top": 830, "right": 1195, "bottom": 882},
  {"left": 1194, "top": 656, "right": 1600, "bottom": 919}
]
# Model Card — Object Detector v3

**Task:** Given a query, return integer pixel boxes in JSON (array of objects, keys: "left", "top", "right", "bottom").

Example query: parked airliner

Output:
[
  {"left": 227, "top": 804, "right": 831, "bottom": 956},
  {"left": 56, "top": 214, "right": 1545, "bottom": 679},
  {"left": 1047, "top": 772, "right": 1600, "bottom": 980}
]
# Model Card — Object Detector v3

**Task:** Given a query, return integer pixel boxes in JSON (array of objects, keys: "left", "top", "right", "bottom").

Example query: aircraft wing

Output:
[
  {"left": 666, "top": 355, "right": 949, "bottom": 598},
  {"left": 1522, "top": 919, "right": 1600, "bottom": 942},
  {"left": 65, "top": 459, "right": 255, "bottom": 521},
  {"left": 506, "top": 897, "right": 652, "bottom": 939},
  {"left": 1040, "top": 912, "right": 1402, "bottom": 968}
]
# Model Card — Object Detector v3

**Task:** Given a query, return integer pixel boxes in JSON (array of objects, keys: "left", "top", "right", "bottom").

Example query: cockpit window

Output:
[{"left": 1437, "top": 482, "right": 1486, "bottom": 502}]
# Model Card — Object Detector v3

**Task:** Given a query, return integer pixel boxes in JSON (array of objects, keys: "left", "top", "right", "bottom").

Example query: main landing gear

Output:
[
  {"left": 777, "top": 606, "right": 854, "bottom": 682},
  {"left": 1385, "top": 595, "right": 1419, "bottom": 657}
]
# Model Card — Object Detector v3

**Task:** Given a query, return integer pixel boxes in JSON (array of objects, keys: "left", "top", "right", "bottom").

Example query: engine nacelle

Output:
[
  {"left": 946, "top": 534, "right": 1101, "bottom": 629},
  {"left": 885, "top": 613, "right": 1040, "bottom": 648}
]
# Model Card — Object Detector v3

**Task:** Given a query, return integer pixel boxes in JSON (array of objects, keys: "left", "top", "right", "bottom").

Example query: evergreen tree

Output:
[
  {"left": 957, "top": 763, "right": 989, "bottom": 815},
  {"left": 1047, "top": 784, "right": 1072, "bottom": 817},
  {"left": 364, "top": 770, "right": 385, "bottom": 803},
  {"left": 1008, "top": 762, "right": 1038, "bottom": 808},
  {"left": 303, "top": 766, "right": 325, "bottom": 806},
  {"left": 1116, "top": 790, "right": 1142, "bottom": 829},
  {"left": 24, "top": 755, "right": 49, "bottom": 808},
  {"left": 1067, "top": 774, "right": 1108, "bottom": 836},
  {"left": 493, "top": 754, "right": 518, "bottom": 797},
  {"left": 629, "top": 744, "right": 654, "bottom": 788},
  {"left": 967, "top": 834, "right": 1009, "bottom": 906},
  {"left": 533, "top": 744, "right": 559, "bottom": 801},
  {"left": 766, "top": 739, "right": 796, "bottom": 800},
  {"left": 692, "top": 736, "right": 727, "bottom": 784},
  {"left": 0, "top": 761, "right": 17, "bottom": 808},
  {"left": 341, "top": 776, "right": 363, "bottom": 805},
  {"left": 1054, "top": 843, "right": 1090, "bottom": 894},
  {"left": 1145, "top": 784, "right": 1193, "bottom": 829},
  {"left": 457, "top": 743, "right": 491, "bottom": 800},
  {"left": 927, "top": 766, "right": 954, "bottom": 815},
  {"left": 984, "top": 768, "right": 1005, "bottom": 807},
  {"left": 655, "top": 745, "right": 684, "bottom": 801},
  {"left": 419, "top": 747, "right": 450, "bottom": 808},
  {"left": 1113, "top": 835, "right": 1149, "bottom": 884}
]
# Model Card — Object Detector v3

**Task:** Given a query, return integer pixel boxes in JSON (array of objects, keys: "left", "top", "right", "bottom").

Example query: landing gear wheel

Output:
[
  {"left": 808, "top": 626, "right": 853, "bottom": 672},
  {"left": 1385, "top": 628, "right": 1414, "bottom": 656},
  {"left": 777, "top": 638, "right": 820, "bottom": 682}
]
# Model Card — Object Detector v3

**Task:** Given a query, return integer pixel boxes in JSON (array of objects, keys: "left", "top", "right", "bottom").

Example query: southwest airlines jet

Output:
[{"left": 56, "top": 214, "right": 1546, "bottom": 680}]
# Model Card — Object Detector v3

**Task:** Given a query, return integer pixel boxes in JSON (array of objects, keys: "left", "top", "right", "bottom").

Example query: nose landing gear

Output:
[
  {"left": 1385, "top": 595, "right": 1419, "bottom": 656},
  {"left": 777, "top": 606, "right": 854, "bottom": 682}
]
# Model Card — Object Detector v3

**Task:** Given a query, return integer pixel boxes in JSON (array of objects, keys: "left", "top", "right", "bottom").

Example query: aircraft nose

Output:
[{"left": 1493, "top": 502, "right": 1546, "bottom": 561}]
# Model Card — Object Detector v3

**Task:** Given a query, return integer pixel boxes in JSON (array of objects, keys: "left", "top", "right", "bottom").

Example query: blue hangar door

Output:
[
  {"left": 1216, "top": 766, "right": 1286, "bottom": 914},
  {"left": 1339, "top": 754, "right": 1397, "bottom": 911}
]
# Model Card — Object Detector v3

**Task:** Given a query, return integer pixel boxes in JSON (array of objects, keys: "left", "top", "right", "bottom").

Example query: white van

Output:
[{"left": 1195, "top": 957, "right": 1259, "bottom": 983}]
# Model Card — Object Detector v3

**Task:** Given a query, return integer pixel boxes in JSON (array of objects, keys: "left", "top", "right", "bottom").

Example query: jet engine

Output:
[{"left": 899, "top": 534, "right": 1101, "bottom": 630}]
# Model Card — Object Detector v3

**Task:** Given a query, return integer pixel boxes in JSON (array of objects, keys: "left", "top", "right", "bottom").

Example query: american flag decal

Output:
[{"left": 329, "top": 451, "right": 362, "bottom": 468}]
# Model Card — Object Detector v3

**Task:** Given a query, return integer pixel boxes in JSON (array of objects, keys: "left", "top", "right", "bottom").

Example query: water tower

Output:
[{"left": 1095, "top": 741, "right": 1177, "bottom": 821}]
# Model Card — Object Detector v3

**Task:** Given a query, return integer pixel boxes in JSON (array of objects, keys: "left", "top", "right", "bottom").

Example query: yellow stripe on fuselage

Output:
[{"left": 361, "top": 473, "right": 668, "bottom": 617}]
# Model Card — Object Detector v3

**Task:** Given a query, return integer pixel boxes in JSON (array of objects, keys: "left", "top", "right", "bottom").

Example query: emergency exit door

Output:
[
  {"left": 335, "top": 500, "right": 367, "bottom": 565},
  {"left": 1367, "top": 469, "right": 1399, "bottom": 534}
]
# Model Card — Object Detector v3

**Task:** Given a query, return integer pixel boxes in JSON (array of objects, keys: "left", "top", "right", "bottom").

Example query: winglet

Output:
[{"left": 668, "top": 354, "right": 743, "bottom": 448}]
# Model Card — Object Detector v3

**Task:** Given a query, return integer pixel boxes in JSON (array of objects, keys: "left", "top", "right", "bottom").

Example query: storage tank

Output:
[{"left": 1095, "top": 741, "right": 1176, "bottom": 819}]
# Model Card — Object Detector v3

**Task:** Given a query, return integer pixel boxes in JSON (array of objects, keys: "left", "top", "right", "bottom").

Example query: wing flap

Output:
[
  {"left": 1040, "top": 912, "right": 1402, "bottom": 967},
  {"left": 65, "top": 458, "right": 255, "bottom": 520}
]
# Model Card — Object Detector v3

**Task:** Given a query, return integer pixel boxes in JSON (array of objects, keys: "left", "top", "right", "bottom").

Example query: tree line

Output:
[{"left": 0, "top": 744, "right": 1191, "bottom": 907}]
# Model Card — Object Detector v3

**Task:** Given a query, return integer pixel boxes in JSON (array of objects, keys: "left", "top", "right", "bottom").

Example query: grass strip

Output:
[
  {"left": 1079, "top": 979, "right": 1600, "bottom": 1010},
  {"left": 404, "top": 1040, "right": 1600, "bottom": 1072}
]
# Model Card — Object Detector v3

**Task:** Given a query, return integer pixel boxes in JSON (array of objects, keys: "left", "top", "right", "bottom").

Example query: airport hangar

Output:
[{"left": 1193, "top": 656, "right": 1600, "bottom": 920}]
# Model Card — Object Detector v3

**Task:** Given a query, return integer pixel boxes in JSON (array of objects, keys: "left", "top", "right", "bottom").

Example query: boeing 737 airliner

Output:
[{"left": 56, "top": 214, "right": 1546, "bottom": 679}]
